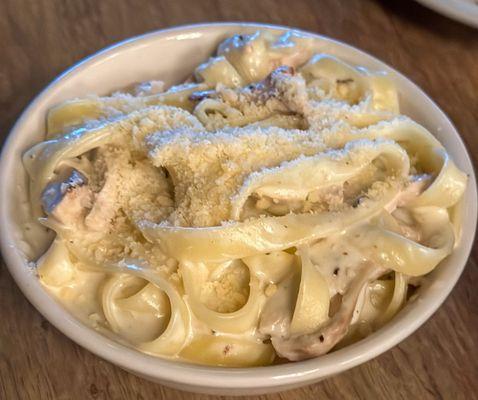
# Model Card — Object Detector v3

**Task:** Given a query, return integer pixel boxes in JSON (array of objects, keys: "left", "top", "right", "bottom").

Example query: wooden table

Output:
[{"left": 1, "top": 0, "right": 477, "bottom": 399}]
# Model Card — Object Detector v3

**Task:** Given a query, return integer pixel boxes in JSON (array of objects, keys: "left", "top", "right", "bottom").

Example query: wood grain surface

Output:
[{"left": 1, "top": 0, "right": 477, "bottom": 399}]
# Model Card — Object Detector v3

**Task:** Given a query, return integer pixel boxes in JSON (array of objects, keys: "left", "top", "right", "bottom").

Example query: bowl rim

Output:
[
  {"left": 1, "top": 22, "right": 476, "bottom": 390},
  {"left": 414, "top": 0, "right": 478, "bottom": 29}
]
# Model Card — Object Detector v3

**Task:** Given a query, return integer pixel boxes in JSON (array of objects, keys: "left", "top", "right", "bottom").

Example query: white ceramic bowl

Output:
[
  {"left": 415, "top": 0, "right": 478, "bottom": 28},
  {"left": 0, "top": 23, "right": 476, "bottom": 396}
]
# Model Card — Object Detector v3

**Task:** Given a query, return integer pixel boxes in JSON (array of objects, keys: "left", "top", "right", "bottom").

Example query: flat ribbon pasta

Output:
[
  {"left": 300, "top": 54, "right": 399, "bottom": 113},
  {"left": 105, "top": 259, "right": 191, "bottom": 356},
  {"left": 409, "top": 150, "right": 467, "bottom": 208},
  {"left": 218, "top": 30, "right": 314, "bottom": 84},
  {"left": 37, "top": 238, "right": 190, "bottom": 357},
  {"left": 102, "top": 274, "right": 171, "bottom": 344},
  {"left": 139, "top": 140, "right": 409, "bottom": 262},
  {"left": 343, "top": 272, "right": 405, "bottom": 343},
  {"left": 323, "top": 118, "right": 467, "bottom": 208},
  {"left": 379, "top": 272, "right": 407, "bottom": 324},
  {"left": 194, "top": 56, "right": 244, "bottom": 88},
  {"left": 37, "top": 238, "right": 76, "bottom": 286},
  {"left": 180, "top": 260, "right": 265, "bottom": 333},
  {"left": 231, "top": 139, "right": 409, "bottom": 219},
  {"left": 193, "top": 99, "right": 251, "bottom": 128},
  {"left": 139, "top": 181, "right": 399, "bottom": 263},
  {"left": 46, "top": 84, "right": 208, "bottom": 137},
  {"left": 179, "top": 335, "right": 275, "bottom": 367},
  {"left": 43, "top": 226, "right": 192, "bottom": 357},
  {"left": 325, "top": 118, "right": 443, "bottom": 168},
  {"left": 289, "top": 248, "right": 330, "bottom": 335},
  {"left": 242, "top": 251, "right": 297, "bottom": 284},
  {"left": 47, "top": 98, "right": 104, "bottom": 137},
  {"left": 351, "top": 209, "right": 454, "bottom": 276}
]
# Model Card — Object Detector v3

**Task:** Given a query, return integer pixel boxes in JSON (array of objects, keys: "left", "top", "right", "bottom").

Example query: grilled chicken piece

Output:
[
  {"left": 189, "top": 65, "right": 307, "bottom": 114},
  {"left": 271, "top": 263, "right": 386, "bottom": 361},
  {"left": 41, "top": 170, "right": 93, "bottom": 227}
]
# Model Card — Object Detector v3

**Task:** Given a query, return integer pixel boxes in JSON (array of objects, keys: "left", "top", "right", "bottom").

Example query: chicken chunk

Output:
[
  {"left": 41, "top": 170, "right": 93, "bottom": 226},
  {"left": 271, "top": 262, "right": 386, "bottom": 361}
]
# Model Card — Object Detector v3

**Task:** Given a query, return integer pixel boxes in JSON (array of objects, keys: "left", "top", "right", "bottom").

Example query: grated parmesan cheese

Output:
[{"left": 146, "top": 126, "right": 325, "bottom": 226}]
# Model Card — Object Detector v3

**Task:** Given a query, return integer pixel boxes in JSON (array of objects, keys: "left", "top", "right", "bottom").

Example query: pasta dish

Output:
[{"left": 24, "top": 30, "right": 468, "bottom": 366}]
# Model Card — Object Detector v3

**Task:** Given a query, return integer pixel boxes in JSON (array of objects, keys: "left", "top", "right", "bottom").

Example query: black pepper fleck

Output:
[{"left": 223, "top": 344, "right": 232, "bottom": 355}]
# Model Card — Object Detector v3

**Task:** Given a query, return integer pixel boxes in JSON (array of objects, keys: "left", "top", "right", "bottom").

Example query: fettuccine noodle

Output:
[{"left": 26, "top": 30, "right": 467, "bottom": 366}]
